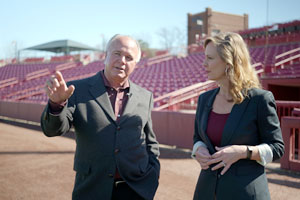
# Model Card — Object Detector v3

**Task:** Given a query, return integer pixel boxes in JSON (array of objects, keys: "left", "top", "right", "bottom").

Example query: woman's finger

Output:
[
  {"left": 201, "top": 165, "right": 209, "bottom": 170},
  {"left": 220, "top": 163, "right": 230, "bottom": 175},
  {"left": 196, "top": 149, "right": 212, "bottom": 159},
  {"left": 206, "top": 157, "right": 222, "bottom": 166},
  {"left": 211, "top": 161, "right": 226, "bottom": 171},
  {"left": 215, "top": 146, "right": 226, "bottom": 151}
]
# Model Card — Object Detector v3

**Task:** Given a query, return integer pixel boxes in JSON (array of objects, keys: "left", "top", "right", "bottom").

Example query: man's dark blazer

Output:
[
  {"left": 41, "top": 72, "right": 160, "bottom": 200},
  {"left": 193, "top": 87, "right": 284, "bottom": 200}
]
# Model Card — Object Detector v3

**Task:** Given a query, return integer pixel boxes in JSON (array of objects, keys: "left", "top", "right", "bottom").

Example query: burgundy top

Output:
[
  {"left": 206, "top": 111, "right": 230, "bottom": 147},
  {"left": 49, "top": 70, "right": 130, "bottom": 180}
]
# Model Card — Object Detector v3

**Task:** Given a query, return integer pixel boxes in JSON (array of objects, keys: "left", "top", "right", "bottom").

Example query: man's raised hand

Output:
[{"left": 44, "top": 71, "right": 75, "bottom": 104}]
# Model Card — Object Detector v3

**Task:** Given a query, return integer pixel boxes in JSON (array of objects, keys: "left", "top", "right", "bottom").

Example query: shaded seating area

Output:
[{"left": 22, "top": 39, "right": 98, "bottom": 56}]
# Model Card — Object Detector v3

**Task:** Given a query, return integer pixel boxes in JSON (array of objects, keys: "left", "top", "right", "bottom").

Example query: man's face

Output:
[{"left": 104, "top": 36, "right": 139, "bottom": 83}]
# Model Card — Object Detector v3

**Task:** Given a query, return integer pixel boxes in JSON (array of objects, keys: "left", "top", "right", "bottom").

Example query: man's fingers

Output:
[
  {"left": 51, "top": 76, "right": 60, "bottom": 88},
  {"left": 47, "top": 75, "right": 60, "bottom": 89},
  {"left": 46, "top": 79, "right": 52, "bottom": 88},
  {"left": 66, "top": 85, "right": 75, "bottom": 97},
  {"left": 46, "top": 79, "right": 58, "bottom": 92},
  {"left": 44, "top": 85, "right": 54, "bottom": 98},
  {"left": 55, "top": 71, "right": 65, "bottom": 84}
]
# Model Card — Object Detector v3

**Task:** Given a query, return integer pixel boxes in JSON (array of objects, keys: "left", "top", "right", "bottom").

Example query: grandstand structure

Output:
[
  {"left": 0, "top": 20, "right": 300, "bottom": 172},
  {"left": 187, "top": 7, "right": 248, "bottom": 53}
]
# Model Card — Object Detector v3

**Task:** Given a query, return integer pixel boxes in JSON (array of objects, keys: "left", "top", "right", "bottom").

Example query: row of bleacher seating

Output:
[
  {"left": 250, "top": 43, "right": 300, "bottom": 65},
  {"left": 263, "top": 63, "right": 300, "bottom": 78},
  {"left": 0, "top": 61, "right": 85, "bottom": 99},
  {"left": 23, "top": 57, "right": 45, "bottom": 63},
  {"left": 1, "top": 41, "right": 300, "bottom": 104},
  {"left": 0, "top": 53, "right": 205, "bottom": 102},
  {"left": 0, "top": 62, "right": 64, "bottom": 80},
  {"left": 50, "top": 55, "right": 75, "bottom": 62},
  {"left": 244, "top": 32, "right": 300, "bottom": 46},
  {"left": 0, "top": 55, "right": 85, "bottom": 66},
  {"left": 239, "top": 20, "right": 300, "bottom": 37},
  {"left": 189, "top": 41, "right": 300, "bottom": 67}
]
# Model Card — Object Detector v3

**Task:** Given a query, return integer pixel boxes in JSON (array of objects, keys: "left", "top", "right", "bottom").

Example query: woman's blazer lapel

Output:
[
  {"left": 199, "top": 88, "right": 251, "bottom": 151},
  {"left": 199, "top": 88, "right": 219, "bottom": 154},
  {"left": 220, "top": 95, "right": 250, "bottom": 146}
]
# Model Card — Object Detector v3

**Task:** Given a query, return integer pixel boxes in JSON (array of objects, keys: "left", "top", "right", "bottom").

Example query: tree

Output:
[
  {"left": 157, "top": 27, "right": 187, "bottom": 55},
  {"left": 138, "top": 39, "right": 150, "bottom": 51},
  {"left": 137, "top": 39, "right": 155, "bottom": 58},
  {"left": 157, "top": 27, "right": 175, "bottom": 51}
]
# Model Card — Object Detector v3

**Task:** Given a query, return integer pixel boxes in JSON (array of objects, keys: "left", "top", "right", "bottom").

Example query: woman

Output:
[{"left": 192, "top": 32, "right": 284, "bottom": 200}]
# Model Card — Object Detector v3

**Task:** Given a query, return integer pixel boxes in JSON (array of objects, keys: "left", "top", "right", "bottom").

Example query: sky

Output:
[{"left": 0, "top": 0, "right": 299, "bottom": 59}]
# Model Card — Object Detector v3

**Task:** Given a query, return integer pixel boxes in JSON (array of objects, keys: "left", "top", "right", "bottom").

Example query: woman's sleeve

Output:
[
  {"left": 256, "top": 143, "right": 273, "bottom": 166},
  {"left": 257, "top": 91, "right": 284, "bottom": 161},
  {"left": 191, "top": 141, "right": 207, "bottom": 159},
  {"left": 192, "top": 95, "right": 207, "bottom": 158}
]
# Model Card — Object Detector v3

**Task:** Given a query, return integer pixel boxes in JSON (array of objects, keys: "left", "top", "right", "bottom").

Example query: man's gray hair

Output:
[{"left": 106, "top": 34, "right": 141, "bottom": 62}]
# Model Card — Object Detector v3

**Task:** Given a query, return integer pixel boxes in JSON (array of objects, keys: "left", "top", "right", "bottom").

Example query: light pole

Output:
[
  {"left": 12, "top": 41, "right": 18, "bottom": 63},
  {"left": 264, "top": 0, "right": 270, "bottom": 72}
]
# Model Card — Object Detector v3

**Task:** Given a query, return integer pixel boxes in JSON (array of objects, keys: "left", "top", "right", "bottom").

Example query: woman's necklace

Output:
[{"left": 218, "top": 93, "right": 233, "bottom": 103}]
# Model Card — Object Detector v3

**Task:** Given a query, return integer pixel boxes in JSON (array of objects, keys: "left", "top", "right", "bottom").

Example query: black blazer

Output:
[
  {"left": 41, "top": 72, "right": 160, "bottom": 200},
  {"left": 193, "top": 87, "right": 284, "bottom": 200}
]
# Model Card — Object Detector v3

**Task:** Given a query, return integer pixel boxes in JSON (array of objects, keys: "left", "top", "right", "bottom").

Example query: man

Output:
[{"left": 41, "top": 35, "right": 160, "bottom": 200}]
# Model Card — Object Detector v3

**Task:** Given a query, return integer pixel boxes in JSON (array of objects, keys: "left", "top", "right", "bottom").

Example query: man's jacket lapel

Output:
[
  {"left": 88, "top": 72, "right": 116, "bottom": 122},
  {"left": 119, "top": 80, "right": 139, "bottom": 125}
]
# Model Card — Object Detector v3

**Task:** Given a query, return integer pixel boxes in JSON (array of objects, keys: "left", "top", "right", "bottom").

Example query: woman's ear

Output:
[
  {"left": 225, "top": 64, "right": 232, "bottom": 76},
  {"left": 225, "top": 64, "right": 229, "bottom": 75}
]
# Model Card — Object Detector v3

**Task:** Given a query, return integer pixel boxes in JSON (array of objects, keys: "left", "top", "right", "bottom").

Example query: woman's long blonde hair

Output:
[{"left": 204, "top": 32, "right": 261, "bottom": 104}]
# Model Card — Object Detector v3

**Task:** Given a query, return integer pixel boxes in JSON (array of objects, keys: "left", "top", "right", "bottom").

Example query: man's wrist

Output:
[{"left": 48, "top": 99, "right": 67, "bottom": 114}]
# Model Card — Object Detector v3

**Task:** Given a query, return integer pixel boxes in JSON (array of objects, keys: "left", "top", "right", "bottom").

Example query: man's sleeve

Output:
[{"left": 40, "top": 94, "right": 75, "bottom": 137}]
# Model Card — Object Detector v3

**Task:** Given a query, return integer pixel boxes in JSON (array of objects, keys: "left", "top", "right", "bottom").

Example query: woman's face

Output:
[{"left": 204, "top": 42, "right": 227, "bottom": 82}]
